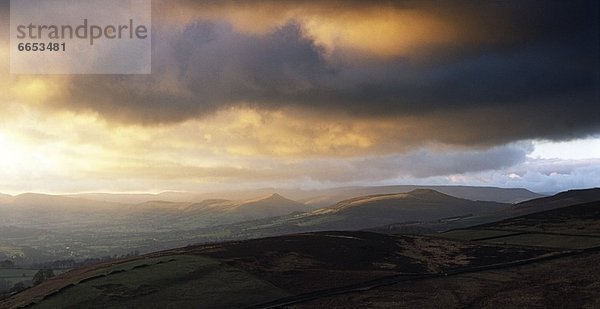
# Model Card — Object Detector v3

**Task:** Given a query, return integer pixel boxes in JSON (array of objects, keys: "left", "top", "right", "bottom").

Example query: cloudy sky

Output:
[{"left": 0, "top": 0, "right": 598, "bottom": 194}]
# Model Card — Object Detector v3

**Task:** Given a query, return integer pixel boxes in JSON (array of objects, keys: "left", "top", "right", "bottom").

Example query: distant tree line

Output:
[
  {"left": 0, "top": 250, "right": 141, "bottom": 300},
  {"left": 32, "top": 250, "right": 140, "bottom": 270},
  {"left": 32, "top": 269, "right": 55, "bottom": 286}
]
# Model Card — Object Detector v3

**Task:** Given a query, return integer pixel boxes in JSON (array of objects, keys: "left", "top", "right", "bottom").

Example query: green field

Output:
[
  {"left": 0, "top": 268, "right": 70, "bottom": 289},
  {"left": 17, "top": 255, "right": 289, "bottom": 309},
  {"left": 0, "top": 268, "right": 38, "bottom": 289},
  {"left": 0, "top": 245, "right": 24, "bottom": 258}
]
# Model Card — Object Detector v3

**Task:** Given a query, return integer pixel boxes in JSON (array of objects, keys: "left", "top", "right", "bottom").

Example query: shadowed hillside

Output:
[
  {"left": 511, "top": 188, "right": 600, "bottom": 213},
  {"left": 222, "top": 189, "right": 509, "bottom": 236},
  {"left": 302, "top": 185, "right": 543, "bottom": 208},
  {"left": 0, "top": 231, "right": 559, "bottom": 309},
  {"left": 2, "top": 189, "right": 599, "bottom": 308}
]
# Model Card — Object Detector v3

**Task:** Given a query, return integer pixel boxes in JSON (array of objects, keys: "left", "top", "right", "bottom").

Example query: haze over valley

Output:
[
  {"left": 1, "top": 186, "right": 600, "bottom": 308},
  {"left": 0, "top": 0, "right": 598, "bottom": 307}
]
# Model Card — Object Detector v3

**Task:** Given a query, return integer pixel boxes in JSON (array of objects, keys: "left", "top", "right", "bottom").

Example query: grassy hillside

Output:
[
  {"left": 0, "top": 230, "right": 562, "bottom": 308},
  {"left": 371, "top": 188, "right": 600, "bottom": 234},
  {"left": 229, "top": 189, "right": 508, "bottom": 234},
  {"left": 2, "top": 255, "right": 288, "bottom": 308},
  {"left": 0, "top": 188, "right": 594, "bottom": 282},
  {"left": 3, "top": 190, "right": 598, "bottom": 308},
  {"left": 287, "top": 250, "right": 600, "bottom": 308},
  {"left": 302, "top": 185, "right": 543, "bottom": 207},
  {"left": 511, "top": 188, "right": 600, "bottom": 213},
  {"left": 441, "top": 200, "right": 600, "bottom": 250}
]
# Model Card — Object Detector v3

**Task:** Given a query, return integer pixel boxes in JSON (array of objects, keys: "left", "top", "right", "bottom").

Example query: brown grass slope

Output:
[
  {"left": 3, "top": 190, "right": 599, "bottom": 308},
  {"left": 0, "top": 229, "right": 559, "bottom": 309}
]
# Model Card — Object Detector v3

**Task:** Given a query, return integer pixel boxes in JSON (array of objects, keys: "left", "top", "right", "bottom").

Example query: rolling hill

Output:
[
  {"left": 0, "top": 192, "right": 310, "bottom": 232},
  {"left": 4, "top": 197, "right": 600, "bottom": 308},
  {"left": 0, "top": 230, "right": 560, "bottom": 308},
  {"left": 234, "top": 189, "right": 509, "bottom": 234},
  {"left": 0, "top": 194, "right": 13, "bottom": 204},
  {"left": 63, "top": 185, "right": 543, "bottom": 207},
  {"left": 185, "top": 193, "right": 310, "bottom": 220},
  {"left": 0, "top": 194, "right": 124, "bottom": 230},
  {"left": 0, "top": 188, "right": 591, "bottom": 273},
  {"left": 66, "top": 191, "right": 201, "bottom": 204},
  {"left": 3, "top": 193, "right": 122, "bottom": 213},
  {"left": 511, "top": 187, "right": 600, "bottom": 214},
  {"left": 369, "top": 188, "right": 600, "bottom": 234},
  {"left": 0, "top": 193, "right": 314, "bottom": 262},
  {"left": 301, "top": 185, "right": 543, "bottom": 208}
]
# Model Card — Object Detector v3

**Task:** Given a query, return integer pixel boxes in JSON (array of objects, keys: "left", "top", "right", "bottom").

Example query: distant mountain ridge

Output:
[
  {"left": 182, "top": 193, "right": 310, "bottom": 222},
  {"left": 0, "top": 187, "right": 597, "bottom": 268},
  {"left": 511, "top": 188, "right": 600, "bottom": 214},
  {"left": 9, "top": 188, "right": 599, "bottom": 309},
  {"left": 42, "top": 185, "right": 544, "bottom": 205},
  {"left": 8, "top": 193, "right": 121, "bottom": 210},
  {"left": 65, "top": 191, "right": 199, "bottom": 204},
  {"left": 319, "top": 189, "right": 472, "bottom": 213},
  {"left": 301, "top": 185, "right": 543, "bottom": 208},
  {"left": 241, "top": 189, "right": 509, "bottom": 233},
  {"left": 0, "top": 187, "right": 546, "bottom": 234},
  {"left": 367, "top": 188, "right": 600, "bottom": 234},
  {"left": 0, "top": 193, "right": 13, "bottom": 203}
]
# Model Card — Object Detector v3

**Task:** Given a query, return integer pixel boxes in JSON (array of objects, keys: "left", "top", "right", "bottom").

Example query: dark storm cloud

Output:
[
  {"left": 4, "top": 0, "right": 600, "bottom": 146},
  {"left": 253, "top": 143, "right": 532, "bottom": 182},
  {"left": 130, "top": 143, "right": 531, "bottom": 182},
  {"left": 346, "top": 143, "right": 531, "bottom": 180},
  {"left": 54, "top": 22, "right": 329, "bottom": 123}
]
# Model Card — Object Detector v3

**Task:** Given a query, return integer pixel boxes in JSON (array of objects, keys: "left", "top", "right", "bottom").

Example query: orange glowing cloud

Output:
[{"left": 155, "top": 1, "right": 464, "bottom": 59}]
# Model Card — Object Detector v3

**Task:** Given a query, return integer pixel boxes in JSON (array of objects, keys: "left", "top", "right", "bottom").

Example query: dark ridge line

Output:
[
  {"left": 469, "top": 231, "right": 529, "bottom": 241},
  {"left": 474, "top": 228, "right": 600, "bottom": 239},
  {"left": 41, "top": 283, "right": 76, "bottom": 301},
  {"left": 78, "top": 273, "right": 107, "bottom": 284},
  {"left": 108, "top": 269, "right": 126, "bottom": 275}
]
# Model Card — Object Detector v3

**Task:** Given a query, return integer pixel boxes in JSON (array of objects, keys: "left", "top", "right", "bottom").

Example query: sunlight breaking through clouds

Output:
[{"left": 0, "top": 1, "right": 597, "bottom": 194}]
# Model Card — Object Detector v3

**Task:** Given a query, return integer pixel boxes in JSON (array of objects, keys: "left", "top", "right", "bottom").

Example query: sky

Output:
[{"left": 0, "top": 0, "right": 598, "bottom": 195}]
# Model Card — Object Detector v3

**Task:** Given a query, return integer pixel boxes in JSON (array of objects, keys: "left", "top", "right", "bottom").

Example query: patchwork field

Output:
[
  {"left": 1, "top": 197, "right": 599, "bottom": 308},
  {"left": 440, "top": 201, "right": 600, "bottom": 250},
  {"left": 3, "top": 255, "right": 288, "bottom": 309}
]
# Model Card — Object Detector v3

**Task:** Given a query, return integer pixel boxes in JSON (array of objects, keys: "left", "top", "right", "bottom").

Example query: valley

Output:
[{"left": 0, "top": 187, "right": 599, "bottom": 308}]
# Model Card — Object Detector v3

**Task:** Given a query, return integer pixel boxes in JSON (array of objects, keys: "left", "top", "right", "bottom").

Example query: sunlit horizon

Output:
[{"left": 0, "top": 0, "right": 598, "bottom": 196}]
